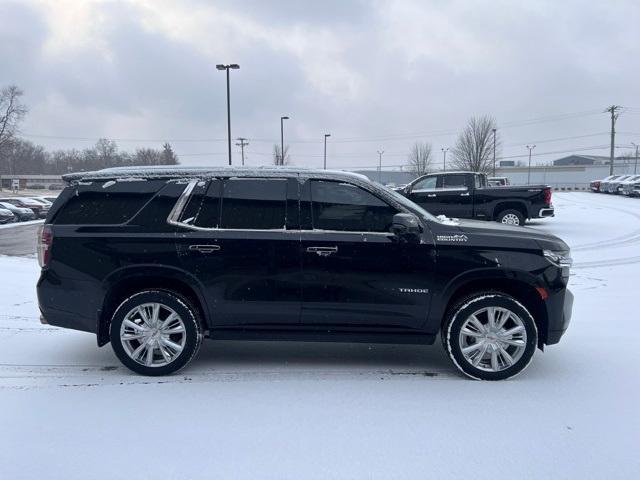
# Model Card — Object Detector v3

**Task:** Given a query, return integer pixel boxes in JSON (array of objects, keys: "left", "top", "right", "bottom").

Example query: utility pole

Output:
[
  {"left": 605, "top": 105, "right": 622, "bottom": 176},
  {"left": 441, "top": 147, "right": 449, "bottom": 171},
  {"left": 492, "top": 128, "right": 497, "bottom": 176},
  {"left": 236, "top": 138, "right": 249, "bottom": 166},
  {"left": 280, "top": 116, "right": 289, "bottom": 166},
  {"left": 526, "top": 145, "right": 536, "bottom": 184},
  {"left": 632, "top": 142, "right": 639, "bottom": 175},
  {"left": 323, "top": 134, "right": 331, "bottom": 169},
  {"left": 377, "top": 150, "right": 384, "bottom": 183},
  {"left": 216, "top": 63, "right": 240, "bottom": 165}
]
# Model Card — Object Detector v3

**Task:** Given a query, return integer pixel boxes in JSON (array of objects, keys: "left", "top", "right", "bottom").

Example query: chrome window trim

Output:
[
  {"left": 167, "top": 179, "right": 396, "bottom": 236},
  {"left": 167, "top": 180, "right": 198, "bottom": 227}
]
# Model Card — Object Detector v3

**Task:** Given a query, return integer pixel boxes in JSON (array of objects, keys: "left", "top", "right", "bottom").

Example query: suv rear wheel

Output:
[
  {"left": 110, "top": 290, "right": 203, "bottom": 376},
  {"left": 443, "top": 293, "right": 538, "bottom": 380}
]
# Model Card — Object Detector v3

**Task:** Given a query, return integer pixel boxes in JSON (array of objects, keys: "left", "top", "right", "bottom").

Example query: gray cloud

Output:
[{"left": 1, "top": 0, "right": 638, "bottom": 169}]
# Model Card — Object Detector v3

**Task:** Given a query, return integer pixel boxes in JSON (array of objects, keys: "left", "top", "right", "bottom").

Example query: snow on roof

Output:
[{"left": 62, "top": 166, "right": 370, "bottom": 183}]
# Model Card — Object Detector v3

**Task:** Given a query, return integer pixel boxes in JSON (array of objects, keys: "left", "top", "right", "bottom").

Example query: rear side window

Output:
[
  {"left": 310, "top": 180, "right": 397, "bottom": 232},
  {"left": 53, "top": 180, "right": 165, "bottom": 225}
]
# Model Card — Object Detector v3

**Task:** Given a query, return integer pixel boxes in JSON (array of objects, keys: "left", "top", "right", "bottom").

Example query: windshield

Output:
[{"left": 385, "top": 187, "right": 440, "bottom": 223}]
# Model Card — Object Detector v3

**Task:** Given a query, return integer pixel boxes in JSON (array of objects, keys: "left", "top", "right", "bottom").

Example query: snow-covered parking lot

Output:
[{"left": 0, "top": 192, "right": 638, "bottom": 479}]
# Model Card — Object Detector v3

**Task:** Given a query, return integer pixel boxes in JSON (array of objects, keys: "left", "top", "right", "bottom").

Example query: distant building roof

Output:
[{"left": 553, "top": 155, "right": 610, "bottom": 166}]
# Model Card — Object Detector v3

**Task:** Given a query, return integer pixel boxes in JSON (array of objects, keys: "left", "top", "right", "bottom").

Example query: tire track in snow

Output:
[
  {"left": 0, "top": 363, "right": 456, "bottom": 389},
  {"left": 556, "top": 195, "right": 640, "bottom": 251}
]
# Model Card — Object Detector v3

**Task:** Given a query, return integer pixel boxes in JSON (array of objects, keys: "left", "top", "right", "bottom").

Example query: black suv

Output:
[{"left": 37, "top": 167, "right": 573, "bottom": 380}]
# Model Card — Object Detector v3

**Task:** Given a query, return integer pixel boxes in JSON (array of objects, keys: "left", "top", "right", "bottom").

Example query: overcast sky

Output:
[{"left": 1, "top": 0, "right": 639, "bottom": 169}]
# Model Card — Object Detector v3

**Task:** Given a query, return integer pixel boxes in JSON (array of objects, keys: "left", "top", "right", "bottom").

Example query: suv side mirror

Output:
[{"left": 390, "top": 213, "right": 422, "bottom": 236}]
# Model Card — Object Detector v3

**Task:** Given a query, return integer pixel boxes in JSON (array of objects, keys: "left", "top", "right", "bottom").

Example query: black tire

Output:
[
  {"left": 496, "top": 209, "right": 525, "bottom": 226},
  {"left": 110, "top": 290, "right": 203, "bottom": 376},
  {"left": 443, "top": 292, "right": 538, "bottom": 380}
]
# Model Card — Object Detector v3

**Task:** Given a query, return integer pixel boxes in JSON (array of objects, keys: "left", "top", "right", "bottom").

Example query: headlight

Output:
[{"left": 543, "top": 249, "right": 572, "bottom": 268}]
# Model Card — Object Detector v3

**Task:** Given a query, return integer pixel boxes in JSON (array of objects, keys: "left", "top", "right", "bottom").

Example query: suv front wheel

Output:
[
  {"left": 110, "top": 290, "right": 203, "bottom": 376},
  {"left": 443, "top": 293, "right": 538, "bottom": 380}
]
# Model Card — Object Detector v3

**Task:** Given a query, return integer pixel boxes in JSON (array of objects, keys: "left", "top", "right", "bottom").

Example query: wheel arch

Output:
[
  {"left": 432, "top": 269, "right": 549, "bottom": 347},
  {"left": 97, "top": 265, "right": 209, "bottom": 347},
  {"left": 493, "top": 201, "right": 529, "bottom": 220}
]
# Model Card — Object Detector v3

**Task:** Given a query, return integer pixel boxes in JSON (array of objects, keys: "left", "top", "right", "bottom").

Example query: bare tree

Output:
[
  {"left": 451, "top": 115, "right": 500, "bottom": 173},
  {"left": 407, "top": 142, "right": 433, "bottom": 177},
  {"left": 161, "top": 143, "right": 179, "bottom": 165},
  {"left": 0, "top": 85, "right": 28, "bottom": 150},
  {"left": 273, "top": 144, "right": 291, "bottom": 165}
]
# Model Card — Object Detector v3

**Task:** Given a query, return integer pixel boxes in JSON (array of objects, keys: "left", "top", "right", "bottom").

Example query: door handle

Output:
[
  {"left": 427, "top": 193, "right": 437, "bottom": 198},
  {"left": 460, "top": 192, "right": 470, "bottom": 197},
  {"left": 188, "top": 244, "right": 221, "bottom": 254},
  {"left": 306, "top": 246, "right": 338, "bottom": 257}
]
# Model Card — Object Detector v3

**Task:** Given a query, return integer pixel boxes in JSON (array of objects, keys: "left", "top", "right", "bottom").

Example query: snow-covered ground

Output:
[{"left": 0, "top": 192, "right": 638, "bottom": 479}]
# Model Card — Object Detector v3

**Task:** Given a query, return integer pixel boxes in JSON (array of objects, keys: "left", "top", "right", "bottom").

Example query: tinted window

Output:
[
  {"left": 53, "top": 180, "right": 164, "bottom": 225},
  {"left": 412, "top": 176, "right": 437, "bottom": 191},
  {"left": 185, "top": 180, "right": 222, "bottom": 228},
  {"left": 220, "top": 178, "right": 287, "bottom": 229},
  {"left": 311, "top": 180, "right": 397, "bottom": 232},
  {"left": 442, "top": 174, "right": 470, "bottom": 188}
]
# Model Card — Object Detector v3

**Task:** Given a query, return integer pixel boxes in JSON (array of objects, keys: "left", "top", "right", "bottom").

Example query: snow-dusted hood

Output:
[{"left": 432, "top": 218, "right": 569, "bottom": 253}]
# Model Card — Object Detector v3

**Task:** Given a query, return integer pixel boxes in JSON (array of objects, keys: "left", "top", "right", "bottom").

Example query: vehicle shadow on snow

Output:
[{"left": 193, "top": 338, "right": 453, "bottom": 374}]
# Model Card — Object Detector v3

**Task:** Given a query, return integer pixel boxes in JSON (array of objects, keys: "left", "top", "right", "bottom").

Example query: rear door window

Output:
[
  {"left": 441, "top": 174, "right": 470, "bottom": 189},
  {"left": 220, "top": 178, "right": 287, "bottom": 229}
]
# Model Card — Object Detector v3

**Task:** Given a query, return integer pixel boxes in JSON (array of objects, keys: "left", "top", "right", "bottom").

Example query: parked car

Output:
[
  {"left": 37, "top": 166, "right": 573, "bottom": 380},
  {"left": 603, "top": 175, "right": 631, "bottom": 193},
  {"left": 589, "top": 175, "right": 618, "bottom": 192},
  {"left": 0, "top": 201, "right": 37, "bottom": 221},
  {"left": 606, "top": 175, "right": 635, "bottom": 194},
  {"left": 40, "top": 196, "right": 59, "bottom": 203},
  {"left": 397, "top": 171, "right": 553, "bottom": 226},
  {"left": 30, "top": 197, "right": 53, "bottom": 206},
  {"left": 0, "top": 197, "right": 50, "bottom": 218},
  {"left": 597, "top": 175, "right": 622, "bottom": 193},
  {"left": 618, "top": 175, "right": 640, "bottom": 195},
  {"left": 632, "top": 184, "right": 640, "bottom": 197},
  {"left": 488, "top": 176, "right": 510, "bottom": 186},
  {"left": 0, "top": 207, "right": 16, "bottom": 224}
]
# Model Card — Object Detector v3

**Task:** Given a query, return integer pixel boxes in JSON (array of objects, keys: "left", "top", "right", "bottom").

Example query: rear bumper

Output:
[
  {"left": 37, "top": 269, "right": 100, "bottom": 334},
  {"left": 537, "top": 206, "right": 555, "bottom": 218},
  {"left": 545, "top": 288, "right": 573, "bottom": 345}
]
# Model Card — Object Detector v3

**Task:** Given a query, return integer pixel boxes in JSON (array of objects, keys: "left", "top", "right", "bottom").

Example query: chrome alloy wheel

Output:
[
  {"left": 458, "top": 307, "right": 527, "bottom": 372},
  {"left": 119, "top": 303, "right": 186, "bottom": 367},
  {"left": 501, "top": 213, "right": 520, "bottom": 225}
]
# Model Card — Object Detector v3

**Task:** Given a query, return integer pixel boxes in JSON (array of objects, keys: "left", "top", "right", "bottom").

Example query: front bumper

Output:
[{"left": 545, "top": 288, "right": 573, "bottom": 345}]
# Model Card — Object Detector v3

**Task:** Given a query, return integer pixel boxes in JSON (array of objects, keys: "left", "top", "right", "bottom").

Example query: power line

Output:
[{"left": 19, "top": 108, "right": 607, "bottom": 145}]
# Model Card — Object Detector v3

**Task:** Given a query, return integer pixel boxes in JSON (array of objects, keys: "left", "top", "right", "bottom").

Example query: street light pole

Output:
[
  {"left": 377, "top": 150, "right": 384, "bottom": 183},
  {"left": 632, "top": 142, "right": 639, "bottom": 175},
  {"left": 441, "top": 147, "right": 449, "bottom": 171},
  {"left": 280, "top": 116, "right": 289, "bottom": 165},
  {"left": 216, "top": 63, "right": 240, "bottom": 166},
  {"left": 526, "top": 144, "right": 536, "bottom": 184},
  {"left": 323, "top": 134, "right": 331, "bottom": 169},
  {"left": 492, "top": 128, "right": 497, "bottom": 176}
]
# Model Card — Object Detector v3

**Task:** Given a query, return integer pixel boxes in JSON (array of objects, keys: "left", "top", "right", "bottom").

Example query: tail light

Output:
[
  {"left": 37, "top": 225, "right": 53, "bottom": 268},
  {"left": 543, "top": 188, "right": 552, "bottom": 205}
]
